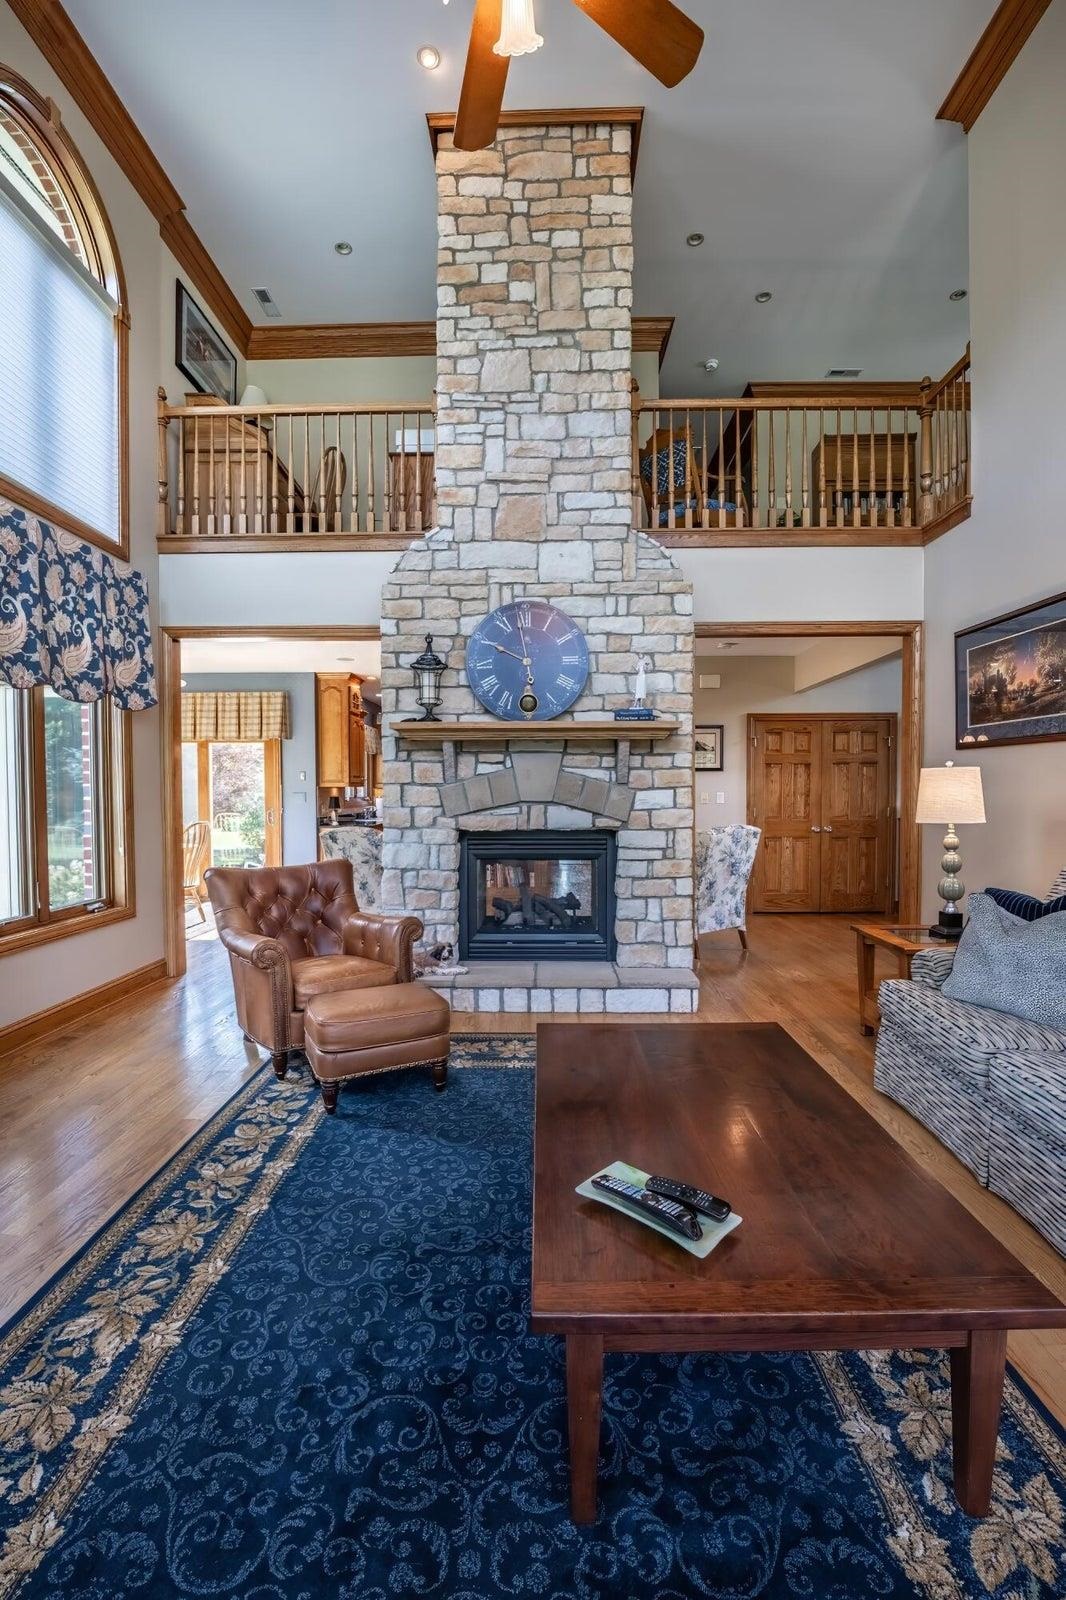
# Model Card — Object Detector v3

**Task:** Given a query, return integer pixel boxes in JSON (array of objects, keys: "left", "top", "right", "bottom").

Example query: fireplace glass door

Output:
[{"left": 459, "top": 830, "right": 616, "bottom": 961}]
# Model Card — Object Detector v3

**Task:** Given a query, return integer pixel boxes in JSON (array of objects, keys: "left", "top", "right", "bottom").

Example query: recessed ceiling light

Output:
[
  {"left": 417, "top": 44, "right": 442, "bottom": 70},
  {"left": 686, "top": 232, "right": 705, "bottom": 247},
  {"left": 950, "top": 288, "right": 968, "bottom": 301},
  {"left": 334, "top": 241, "right": 353, "bottom": 256},
  {"left": 754, "top": 290, "right": 773, "bottom": 304},
  {"left": 702, "top": 357, "right": 719, "bottom": 371}
]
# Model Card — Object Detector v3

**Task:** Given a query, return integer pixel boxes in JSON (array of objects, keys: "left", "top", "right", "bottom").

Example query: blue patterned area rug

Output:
[{"left": 1, "top": 1035, "right": 1064, "bottom": 1599}]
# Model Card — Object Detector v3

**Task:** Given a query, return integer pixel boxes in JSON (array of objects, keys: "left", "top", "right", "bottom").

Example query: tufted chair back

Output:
[{"left": 206, "top": 860, "right": 361, "bottom": 960}]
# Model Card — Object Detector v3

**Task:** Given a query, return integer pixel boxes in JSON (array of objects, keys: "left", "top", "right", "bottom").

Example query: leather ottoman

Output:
[{"left": 303, "top": 983, "right": 451, "bottom": 1113}]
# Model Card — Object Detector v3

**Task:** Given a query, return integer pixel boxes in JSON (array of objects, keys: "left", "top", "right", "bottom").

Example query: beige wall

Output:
[
  {"left": 694, "top": 651, "right": 902, "bottom": 830},
  {"left": 923, "top": 1, "right": 1066, "bottom": 911},
  {"left": 0, "top": 11, "right": 174, "bottom": 1027}
]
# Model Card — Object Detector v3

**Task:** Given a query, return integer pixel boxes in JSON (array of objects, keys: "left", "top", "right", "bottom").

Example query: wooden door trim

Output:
[
  {"left": 701, "top": 620, "right": 922, "bottom": 922},
  {"left": 264, "top": 739, "right": 283, "bottom": 867},
  {"left": 159, "top": 624, "right": 382, "bottom": 979}
]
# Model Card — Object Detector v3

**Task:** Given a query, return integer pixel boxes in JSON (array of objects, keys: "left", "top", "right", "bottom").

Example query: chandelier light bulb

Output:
[{"left": 495, "top": 0, "right": 544, "bottom": 57}]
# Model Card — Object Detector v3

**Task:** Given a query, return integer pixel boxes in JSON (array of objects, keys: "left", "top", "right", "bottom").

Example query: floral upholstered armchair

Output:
[
  {"left": 694, "top": 825, "right": 762, "bottom": 952},
  {"left": 319, "top": 826, "right": 382, "bottom": 908}
]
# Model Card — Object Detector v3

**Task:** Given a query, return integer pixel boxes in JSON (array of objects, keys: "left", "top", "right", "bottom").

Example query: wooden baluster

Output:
[
  {"left": 415, "top": 409, "right": 423, "bottom": 531},
  {"left": 367, "top": 413, "right": 376, "bottom": 531},
  {"left": 800, "top": 410, "right": 810, "bottom": 527},
  {"left": 316, "top": 413, "right": 327, "bottom": 531},
  {"left": 934, "top": 388, "right": 943, "bottom": 515},
  {"left": 650, "top": 408, "right": 660, "bottom": 530},
  {"left": 349, "top": 413, "right": 359, "bottom": 533},
  {"left": 784, "top": 407, "right": 793, "bottom": 527},
  {"left": 209, "top": 415, "right": 218, "bottom": 536},
  {"left": 851, "top": 410, "right": 861, "bottom": 528},
  {"left": 223, "top": 411, "right": 233, "bottom": 536},
  {"left": 192, "top": 413, "right": 200, "bottom": 536},
  {"left": 253, "top": 410, "right": 263, "bottom": 533},
  {"left": 918, "top": 376, "right": 934, "bottom": 526},
  {"left": 156, "top": 388, "right": 170, "bottom": 539},
  {"left": 238, "top": 404, "right": 248, "bottom": 534},
  {"left": 630, "top": 393, "right": 641, "bottom": 527},
  {"left": 767, "top": 411, "right": 777, "bottom": 526},
  {"left": 716, "top": 406, "right": 724, "bottom": 528},
  {"left": 817, "top": 409, "right": 827, "bottom": 527},
  {"left": 868, "top": 407, "right": 876, "bottom": 527},
  {"left": 835, "top": 409, "right": 843, "bottom": 526},
  {"left": 400, "top": 411, "right": 409, "bottom": 533},
  {"left": 729, "top": 403, "right": 739, "bottom": 528},
  {"left": 175, "top": 412, "right": 185, "bottom": 534},
  {"left": 751, "top": 407, "right": 759, "bottom": 526},
  {"left": 669, "top": 409, "right": 677, "bottom": 530},
  {"left": 286, "top": 415, "right": 296, "bottom": 533},
  {"left": 901, "top": 409, "right": 912, "bottom": 525},
  {"left": 963, "top": 368, "right": 971, "bottom": 497},
  {"left": 885, "top": 408, "right": 895, "bottom": 529},
  {"left": 269, "top": 410, "right": 279, "bottom": 534}
]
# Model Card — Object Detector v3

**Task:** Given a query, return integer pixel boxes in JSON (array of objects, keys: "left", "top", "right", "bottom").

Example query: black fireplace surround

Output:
[{"left": 459, "top": 830, "right": 617, "bottom": 962}]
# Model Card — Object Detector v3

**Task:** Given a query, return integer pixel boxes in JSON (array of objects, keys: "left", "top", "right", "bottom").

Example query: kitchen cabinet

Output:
[{"left": 316, "top": 674, "right": 367, "bottom": 790}]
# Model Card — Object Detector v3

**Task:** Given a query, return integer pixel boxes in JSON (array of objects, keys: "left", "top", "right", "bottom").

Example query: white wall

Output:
[
  {"left": 0, "top": 11, "right": 173, "bottom": 1027},
  {"left": 694, "top": 652, "right": 902, "bottom": 829},
  {"left": 181, "top": 673, "right": 318, "bottom": 864},
  {"left": 923, "top": 1, "right": 1066, "bottom": 909}
]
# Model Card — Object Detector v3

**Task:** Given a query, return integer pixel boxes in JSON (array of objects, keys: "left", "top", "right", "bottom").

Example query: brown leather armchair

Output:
[{"left": 205, "top": 859, "right": 423, "bottom": 1079}]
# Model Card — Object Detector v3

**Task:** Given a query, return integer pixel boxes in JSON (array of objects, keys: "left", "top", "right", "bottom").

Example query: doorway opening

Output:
[
  {"left": 161, "top": 627, "right": 382, "bottom": 973},
  {"left": 694, "top": 622, "right": 922, "bottom": 936}
]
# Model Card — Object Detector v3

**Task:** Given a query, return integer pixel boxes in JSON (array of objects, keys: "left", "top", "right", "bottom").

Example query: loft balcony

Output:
[{"left": 156, "top": 347, "right": 969, "bottom": 553}]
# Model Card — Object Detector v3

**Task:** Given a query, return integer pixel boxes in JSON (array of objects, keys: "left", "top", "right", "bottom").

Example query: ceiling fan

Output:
[{"left": 453, "top": 0, "right": 705, "bottom": 151}]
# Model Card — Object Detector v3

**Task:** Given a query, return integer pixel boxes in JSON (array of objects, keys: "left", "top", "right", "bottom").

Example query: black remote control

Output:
[
  {"left": 591, "top": 1174, "right": 703, "bottom": 1241},
  {"left": 645, "top": 1176, "right": 732, "bottom": 1223}
]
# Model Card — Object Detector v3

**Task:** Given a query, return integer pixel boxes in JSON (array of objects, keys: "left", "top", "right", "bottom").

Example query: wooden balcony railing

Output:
[
  {"left": 157, "top": 392, "right": 436, "bottom": 548},
  {"left": 631, "top": 347, "right": 971, "bottom": 543},
  {"left": 157, "top": 348, "right": 970, "bottom": 550}
]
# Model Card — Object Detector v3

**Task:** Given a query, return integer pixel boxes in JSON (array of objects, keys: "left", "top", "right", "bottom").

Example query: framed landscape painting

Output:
[
  {"left": 694, "top": 725, "right": 724, "bottom": 771},
  {"left": 956, "top": 591, "right": 1066, "bottom": 749},
  {"left": 175, "top": 282, "right": 237, "bottom": 403}
]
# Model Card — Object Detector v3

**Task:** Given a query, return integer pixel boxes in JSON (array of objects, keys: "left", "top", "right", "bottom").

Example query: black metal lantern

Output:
[{"left": 412, "top": 634, "right": 447, "bottom": 722}]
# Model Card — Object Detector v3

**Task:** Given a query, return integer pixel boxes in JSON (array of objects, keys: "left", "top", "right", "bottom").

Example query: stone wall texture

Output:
[{"left": 380, "top": 122, "right": 694, "bottom": 970}]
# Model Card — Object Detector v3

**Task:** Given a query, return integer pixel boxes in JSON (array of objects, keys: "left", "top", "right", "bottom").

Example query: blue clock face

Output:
[{"left": 466, "top": 601, "right": 590, "bottom": 721}]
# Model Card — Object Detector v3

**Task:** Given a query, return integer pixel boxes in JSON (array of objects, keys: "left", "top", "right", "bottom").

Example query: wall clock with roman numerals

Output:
[{"left": 466, "top": 600, "right": 590, "bottom": 721}]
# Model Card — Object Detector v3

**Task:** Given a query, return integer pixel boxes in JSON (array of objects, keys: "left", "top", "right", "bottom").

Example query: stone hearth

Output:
[{"left": 380, "top": 118, "right": 694, "bottom": 1011}]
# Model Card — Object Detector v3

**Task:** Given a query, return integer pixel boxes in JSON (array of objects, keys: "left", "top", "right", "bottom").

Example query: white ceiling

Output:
[
  {"left": 181, "top": 637, "right": 382, "bottom": 676},
  {"left": 65, "top": 0, "right": 991, "bottom": 394}
]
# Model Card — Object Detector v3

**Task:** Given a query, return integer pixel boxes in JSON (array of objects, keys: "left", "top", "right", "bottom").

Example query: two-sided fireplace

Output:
[{"left": 458, "top": 831, "right": 617, "bottom": 962}]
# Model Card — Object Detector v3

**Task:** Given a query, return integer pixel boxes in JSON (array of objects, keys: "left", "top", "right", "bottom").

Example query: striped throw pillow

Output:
[{"left": 985, "top": 886, "right": 1066, "bottom": 921}]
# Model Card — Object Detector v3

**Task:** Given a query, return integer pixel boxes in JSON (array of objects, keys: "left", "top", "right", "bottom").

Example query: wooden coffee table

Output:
[{"left": 531, "top": 1022, "right": 1066, "bottom": 1524}]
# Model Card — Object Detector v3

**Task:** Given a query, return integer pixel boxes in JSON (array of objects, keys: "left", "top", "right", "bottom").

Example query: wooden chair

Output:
[
  {"left": 306, "top": 445, "right": 348, "bottom": 531},
  {"left": 183, "top": 821, "right": 211, "bottom": 922}
]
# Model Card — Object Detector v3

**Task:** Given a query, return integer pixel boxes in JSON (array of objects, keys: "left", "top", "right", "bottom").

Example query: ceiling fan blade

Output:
[
  {"left": 571, "top": 0, "right": 704, "bottom": 87},
  {"left": 454, "top": 0, "right": 510, "bottom": 151}
]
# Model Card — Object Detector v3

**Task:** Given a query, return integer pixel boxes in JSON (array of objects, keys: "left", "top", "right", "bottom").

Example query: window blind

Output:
[{"left": 0, "top": 172, "right": 119, "bottom": 542}]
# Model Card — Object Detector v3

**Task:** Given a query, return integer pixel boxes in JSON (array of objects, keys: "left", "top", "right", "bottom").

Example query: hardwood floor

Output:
[{"left": 1, "top": 913, "right": 1063, "bottom": 1428}]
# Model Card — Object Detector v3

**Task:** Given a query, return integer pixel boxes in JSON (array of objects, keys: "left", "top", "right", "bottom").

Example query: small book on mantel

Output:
[{"left": 614, "top": 707, "right": 658, "bottom": 721}]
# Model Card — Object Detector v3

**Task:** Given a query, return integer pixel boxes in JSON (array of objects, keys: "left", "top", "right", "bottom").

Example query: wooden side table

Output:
[{"left": 851, "top": 922, "right": 943, "bottom": 1036}]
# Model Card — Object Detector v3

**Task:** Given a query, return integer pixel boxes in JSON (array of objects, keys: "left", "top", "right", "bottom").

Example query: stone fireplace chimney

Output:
[{"left": 380, "top": 118, "right": 696, "bottom": 1011}]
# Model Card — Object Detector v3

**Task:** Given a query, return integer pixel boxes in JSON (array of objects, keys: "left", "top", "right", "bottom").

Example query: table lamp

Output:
[{"left": 915, "top": 761, "right": 985, "bottom": 939}]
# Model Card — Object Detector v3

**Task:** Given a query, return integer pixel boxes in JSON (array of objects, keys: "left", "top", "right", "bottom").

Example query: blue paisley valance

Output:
[{"left": 0, "top": 501, "right": 157, "bottom": 710}]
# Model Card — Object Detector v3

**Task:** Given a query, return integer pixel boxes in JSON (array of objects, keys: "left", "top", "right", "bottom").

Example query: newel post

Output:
[
  {"left": 918, "top": 375, "right": 934, "bottom": 527},
  {"left": 156, "top": 386, "right": 170, "bottom": 539}
]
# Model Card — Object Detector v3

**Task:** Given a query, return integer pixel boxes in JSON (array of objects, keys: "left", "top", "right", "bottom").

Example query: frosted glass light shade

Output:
[
  {"left": 915, "top": 763, "right": 986, "bottom": 824},
  {"left": 494, "top": 0, "right": 544, "bottom": 56}
]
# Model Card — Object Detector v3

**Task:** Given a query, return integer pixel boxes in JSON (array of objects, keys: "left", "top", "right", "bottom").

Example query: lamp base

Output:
[{"left": 928, "top": 907, "right": 964, "bottom": 941}]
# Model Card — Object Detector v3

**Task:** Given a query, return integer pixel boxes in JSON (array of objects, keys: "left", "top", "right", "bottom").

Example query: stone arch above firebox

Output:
[{"left": 440, "top": 751, "right": 634, "bottom": 825}]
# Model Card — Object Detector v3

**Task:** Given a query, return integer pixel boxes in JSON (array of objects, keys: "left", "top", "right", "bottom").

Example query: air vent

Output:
[
  {"left": 252, "top": 286, "right": 282, "bottom": 319},
  {"left": 825, "top": 368, "right": 862, "bottom": 379}
]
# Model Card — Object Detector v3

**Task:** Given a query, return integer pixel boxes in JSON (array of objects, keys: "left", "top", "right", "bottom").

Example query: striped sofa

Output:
[{"left": 874, "top": 869, "right": 1066, "bottom": 1256}]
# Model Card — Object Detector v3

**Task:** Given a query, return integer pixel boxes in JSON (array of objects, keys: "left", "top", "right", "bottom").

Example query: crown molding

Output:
[
  {"left": 7, "top": 0, "right": 252, "bottom": 349},
  {"left": 937, "top": 0, "right": 1053, "bottom": 131},
  {"left": 247, "top": 321, "right": 438, "bottom": 361},
  {"left": 426, "top": 106, "right": 644, "bottom": 176},
  {"left": 246, "top": 314, "right": 672, "bottom": 365},
  {"left": 632, "top": 316, "right": 674, "bottom": 367}
]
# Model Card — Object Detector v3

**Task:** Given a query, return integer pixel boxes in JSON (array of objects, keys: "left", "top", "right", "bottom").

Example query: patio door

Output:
[{"left": 181, "top": 739, "right": 282, "bottom": 871}]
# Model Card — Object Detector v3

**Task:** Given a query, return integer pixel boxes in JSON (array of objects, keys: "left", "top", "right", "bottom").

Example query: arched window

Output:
[{"left": 0, "top": 67, "right": 128, "bottom": 554}]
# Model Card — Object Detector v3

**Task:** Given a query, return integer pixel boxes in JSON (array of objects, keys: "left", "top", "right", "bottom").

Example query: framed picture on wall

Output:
[
  {"left": 694, "top": 725, "right": 724, "bottom": 771},
  {"left": 955, "top": 590, "right": 1066, "bottom": 749},
  {"left": 175, "top": 282, "right": 237, "bottom": 403}
]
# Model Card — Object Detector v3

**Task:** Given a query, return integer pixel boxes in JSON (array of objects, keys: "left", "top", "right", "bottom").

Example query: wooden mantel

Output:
[{"left": 392, "top": 719, "right": 679, "bottom": 745}]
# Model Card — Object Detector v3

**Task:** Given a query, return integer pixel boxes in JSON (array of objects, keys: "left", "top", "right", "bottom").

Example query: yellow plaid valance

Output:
[{"left": 181, "top": 691, "right": 291, "bottom": 742}]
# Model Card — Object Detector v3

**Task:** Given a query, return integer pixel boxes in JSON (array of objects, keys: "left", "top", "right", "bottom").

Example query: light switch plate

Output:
[{"left": 716, "top": 791, "right": 725, "bottom": 805}]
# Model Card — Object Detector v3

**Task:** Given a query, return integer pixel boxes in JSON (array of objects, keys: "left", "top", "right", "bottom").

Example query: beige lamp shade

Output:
[
  {"left": 239, "top": 383, "right": 268, "bottom": 407},
  {"left": 915, "top": 762, "right": 986, "bottom": 825}
]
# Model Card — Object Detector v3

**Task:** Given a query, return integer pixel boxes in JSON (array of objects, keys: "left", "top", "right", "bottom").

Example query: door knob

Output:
[
  {"left": 811, "top": 826, "right": 822, "bottom": 833},
  {"left": 824, "top": 824, "right": 834, "bottom": 833}
]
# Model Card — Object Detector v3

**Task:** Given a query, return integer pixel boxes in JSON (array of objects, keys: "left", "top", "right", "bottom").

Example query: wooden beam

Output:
[
  {"left": 937, "top": 0, "right": 1054, "bottom": 132},
  {"left": 427, "top": 106, "right": 645, "bottom": 177},
  {"left": 632, "top": 316, "right": 674, "bottom": 368},
  {"left": 7, "top": 0, "right": 252, "bottom": 350}
]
